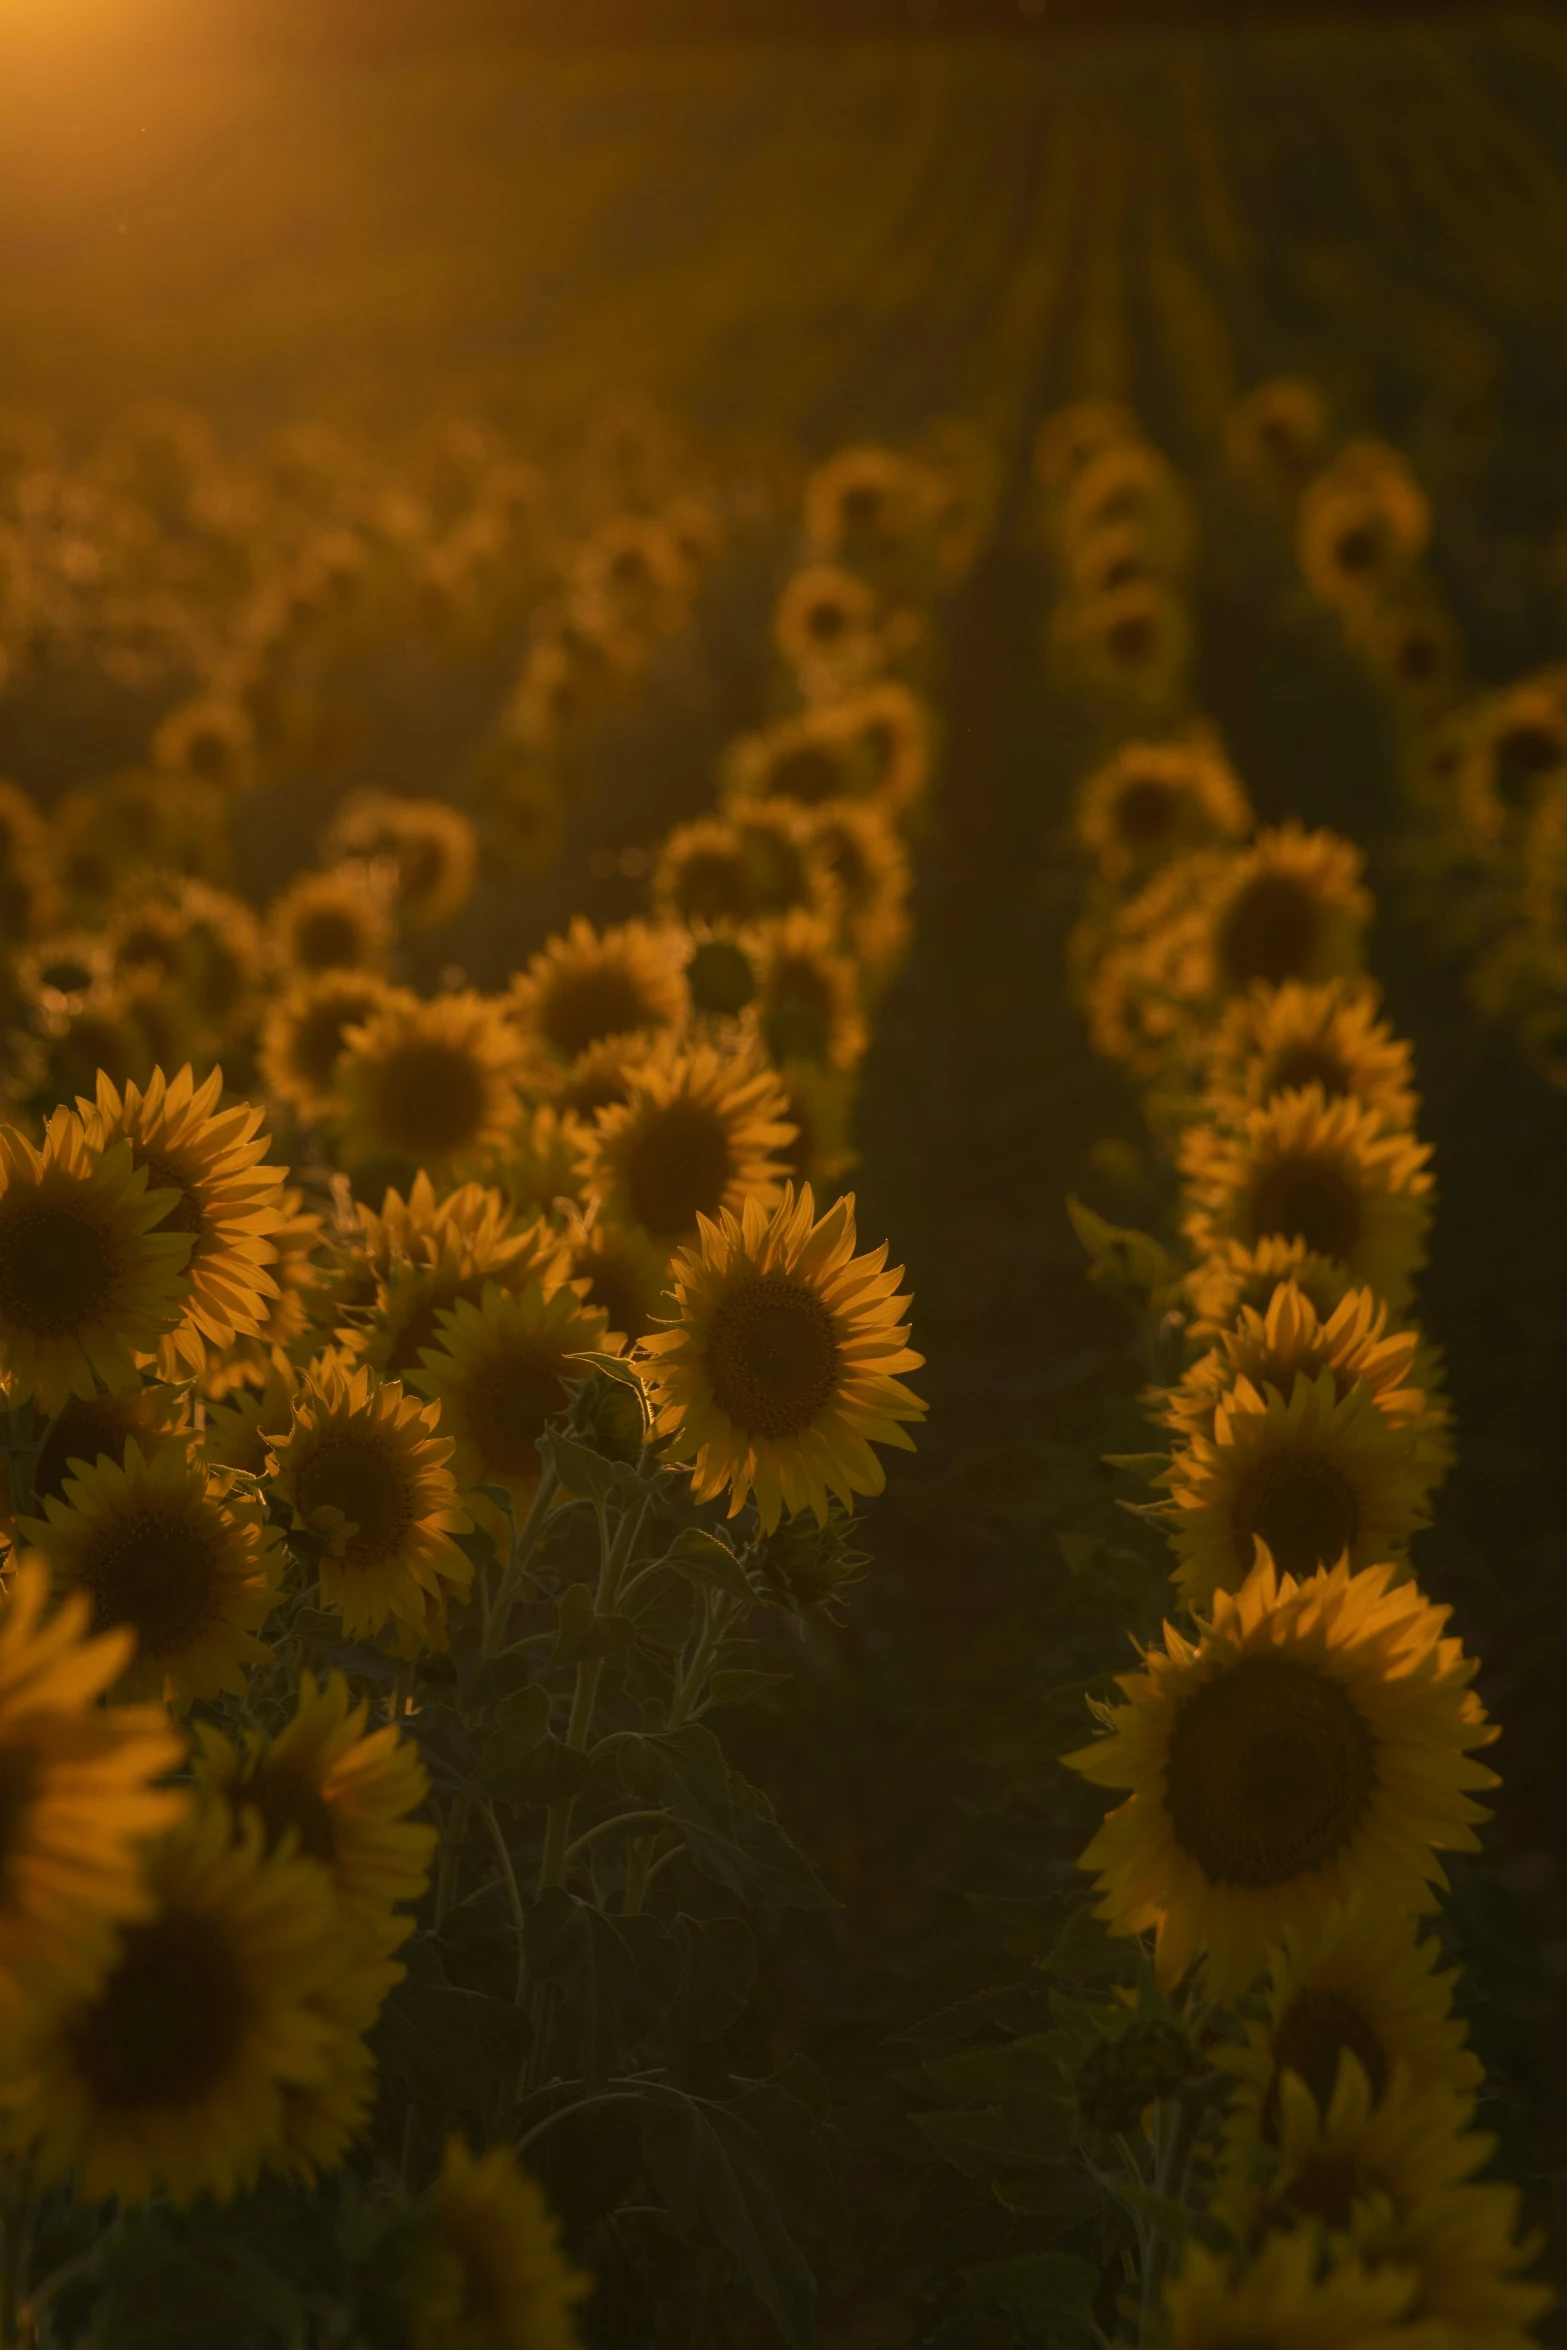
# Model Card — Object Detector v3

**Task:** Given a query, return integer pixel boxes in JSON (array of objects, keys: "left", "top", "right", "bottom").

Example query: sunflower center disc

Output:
[
  {"left": 375, "top": 1041, "right": 488, "bottom": 1158},
  {"left": 1114, "top": 778, "right": 1179, "bottom": 844},
  {"left": 1164, "top": 1655, "right": 1376, "bottom": 1887},
  {"left": 1106, "top": 612, "right": 1154, "bottom": 664},
  {"left": 298, "top": 1434, "right": 414, "bottom": 1567},
  {"left": 90, "top": 1512, "right": 224, "bottom": 1658},
  {"left": 673, "top": 847, "right": 747, "bottom": 924},
  {"left": 0, "top": 1199, "right": 117, "bottom": 1336},
  {"left": 626, "top": 1099, "right": 734, "bottom": 1238},
  {"left": 771, "top": 745, "right": 844, "bottom": 806},
  {"left": 739, "top": 830, "right": 808, "bottom": 917},
  {"left": 1265, "top": 1041, "right": 1350, "bottom": 1101},
  {"left": 1265, "top": 1988, "right": 1389, "bottom": 2135},
  {"left": 543, "top": 966, "right": 655, "bottom": 1061},
  {"left": 1232, "top": 1451, "right": 1361, "bottom": 1581},
  {"left": 1219, "top": 874, "right": 1322, "bottom": 990},
  {"left": 1249, "top": 1151, "right": 1363, "bottom": 1266},
  {"left": 706, "top": 1275, "right": 839, "bottom": 1438},
  {"left": 293, "top": 990, "right": 378, "bottom": 1089},
  {"left": 296, "top": 907, "right": 365, "bottom": 971},
  {"left": 687, "top": 938, "right": 756, "bottom": 1019},
  {"left": 249, "top": 1758, "right": 338, "bottom": 1867},
  {"left": 464, "top": 1346, "right": 569, "bottom": 1481},
  {"left": 72, "top": 1910, "right": 248, "bottom": 2111}
]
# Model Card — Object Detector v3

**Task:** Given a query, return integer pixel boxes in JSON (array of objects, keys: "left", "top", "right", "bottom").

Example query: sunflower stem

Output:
[
  {"left": 481, "top": 1461, "right": 559, "bottom": 1657},
  {"left": 433, "top": 1795, "right": 470, "bottom": 1928},
  {"left": 564, "top": 1807, "right": 673, "bottom": 1866},
  {"left": 481, "top": 1801, "right": 530, "bottom": 2005},
  {"left": 537, "top": 1486, "right": 650, "bottom": 1891},
  {"left": 667, "top": 1590, "right": 739, "bottom": 1728}
]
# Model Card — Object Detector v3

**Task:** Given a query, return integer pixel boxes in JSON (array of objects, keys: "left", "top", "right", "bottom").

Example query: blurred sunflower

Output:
[
  {"left": 1053, "top": 577, "right": 1192, "bottom": 709},
  {"left": 651, "top": 801, "right": 835, "bottom": 930},
  {"left": 1032, "top": 401, "right": 1138, "bottom": 500},
  {"left": 1061, "top": 440, "right": 1193, "bottom": 575},
  {"left": 109, "top": 879, "right": 264, "bottom": 1047},
  {"left": 151, "top": 692, "right": 256, "bottom": 792},
  {"left": 639, "top": 1183, "right": 924, "bottom": 1531},
  {"left": 1195, "top": 825, "right": 1371, "bottom": 1000},
  {"left": 752, "top": 910, "right": 867, "bottom": 1072},
  {"left": 1180, "top": 1088, "right": 1434, "bottom": 1311},
  {"left": 54, "top": 771, "right": 229, "bottom": 915},
  {"left": 410, "top": 2137, "right": 589, "bottom": 2350},
  {"left": 829, "top": 680, "right": 935, "bottom": 816},
  {"left": 331, "top": 991, "right": 527, "bottom": 1188},
  {"left": 1076, "top": 735, "right": 1252, "bottom": 885},
  {"left": 1066, "top": 1550, "right": 1496, "bottom": 1995},
  {"left": 27, "top": 1439, "right": 282, "bottom": 1708},
  {"left": 1199, "top": 978, "right": 1417, "bottom": 1130},
  {"left": 468, "top": 745, "right": 564, "bottom": 878},
  {"left": 578, "top": 1039, "right": 794, "bottom": 1247},
  {"left": 25, "top": 1378, "right": 191, "bottom": 1514},
  {"left": 355, "top": 1206, "right": 569, "bottom": 1382},
  {"left": 803, "top": 443, "right": 930, "bottom": 570},
  {"left": 1163, "top": 2234, "right": 1426, "bottom": 2350},
  {"left": 682, "top": 924, "right": 759, "bottom": 1022},
  {"left": 1344, "top": 593, "right": 1464, "bottom": 722},
  {"left": 200, "top": 1349, "right": 298, "bottom": 1480},
  {"left": 507, "top": 916, "right": 688, "bottom": 1069},
  {"left": 1225, "top": 377, "right": 1331, "bottom": 498},
  {"left": 260, "top": 973, "right": 409, "bottom": 1126},
  {"left": 1451, "top": 676, "right": 1567, "bottom": 843},
  {"left": 807, "top": 799, "right": 912, "bottom": 990},
  {"left": 0, "top": 1110, "right": 192, "bottom": 1412},
  {"left": 563, "top": 1201, "right": 672, "bottom": 1347},
  {"left": 1161, "top": 1372, "right": 1434, "bottom": 1610},
  {"left": 773, "top": 563, "right": 883, "bottom": 695},
  {"left": 573, "top": 511, "right": 690, "bottom": 623},
  {"left": 270, "top": 1359, "right": 471, "bottom": 1644},
  {"left": 85, "top": 1063, "right": 289, "bottom": 1381},
  {"left": 721, "top": 710, "right": 864, "bottom": 813},
  {"left": 1298, "top": 442, "right": 1430, "bottom": 611},
  {"left": 0, "top": 779, "right": 58, "bottom": 937},
  {"left": 22, "top": 985, "right": 156, "bottom": 1122},
  {"left": 414, "top": 1278, "right": 613, "bottom": 1517},
  {"left": 483, "top": 1103, "right": 589, "bottom": 1223},
  {"left": 774, "top": 1056, "right": 860, "bottom": 1193},
  {"left": 1158, "top": 1279, "right": 1429, "bottom": 1446},
  {"left": 1183, "top": 1235, "right": 1356, "bottom": 1346},
  {"left": 268, "top": 862, "right": 397, "bottom": 978},
  {"left": 0, "top": 1558, "right": 186, "bottom": 2058},
  {"left": 324, "top": 790, "right": 478, "bottom": 932},
  {"left": 15, "top": 1802, "right": 345, "bottom": 2208}
]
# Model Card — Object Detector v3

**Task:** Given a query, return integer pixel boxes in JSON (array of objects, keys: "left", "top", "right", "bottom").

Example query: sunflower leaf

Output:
[
  {"left": 538, "top": 1428, "right": 620, "bottom": 1507},
  {"left": 660, "top": 1526, "right": 755, "bottom": 1604},
  {"left": 641, "top": 2094, "right": 817, "bottom": 2348},
  {"left": 959, "top": 2253, "right": 1099, "bottom": 2331}
]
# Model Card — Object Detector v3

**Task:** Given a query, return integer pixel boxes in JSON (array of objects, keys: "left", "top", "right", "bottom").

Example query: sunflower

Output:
[
  {"left": 355, "top": 1207, "right": 571, "bottom": 1381},
  {"left": 410, "top": 2137, "right": 590, "bottom": 2350},
  {"left": 1060, "top": 441, "right": 1193, "bottom": 575},
  {"left": 13, "top": 1801, "right": 348, "bottom": 2208},
  {"left": 0, "top": 780, "right": 58, "bottom": 937},
  {"left": 24, "top": 985, "right": 156, "bottom": 1120},
  {"left": 1053, "top": 577, "right": 1192, "bottom": 709},
  {"left": 55, "top": 771, "right": 228, "bottom": 918},
  {"left": 151, "top": 693, "right": 256, "bottom": 792},
  {"left": 651, "top": 802, "right": 835, "bottom": 930},
  {"left": 1158, "top": 1278, "right": 1431, "bottom": 1447},
  {"left": 1199, "top": 979, "right": 1417, "bottom": 1131},
  {"left": 26, "top": 1379, "right": 192, "bottom": 1515},
  {"left": 774, "top": 1056, "right": 860, "bottom": 1192},
  {"left": 828, "top": 681, "right": 935, "bottom": 817},
  {"left": 111, "top": 878, "right": 264, "bottom": 1045},
  {"left": 806, "top": 799, "right": 913, "bottom": 990},
  {"left": 484, "top": 1103, "right": 589, "bottom": 1222},
  {"left": 639, "top": 1183, "right": 924, "bottom": 1532},
  {"left": 1180, "top": 1088, "right": 1434, "bottom": 1311},
  {"left": 773, "top": 563, "right": 883, "bottom": 696},
  {"left": 1163, "top": 2233, "right": 1429, "bottom": 2350},
  {"left": 803, "top": 444, "right": 931, "bottom": 569},
  {"left": 260, "top": 972, "right": 409, "bottom": 1124},
  {"left": 534, "top": 1032, "right": 657, "bottom": 1121},
  {"left": 201, "top": 1349, "right": 300, "bottom": 1479},
  {"left": 1298, "top": 443, "right": 1430, "bottom": 611},
  {"left": 1161, "top": 1374, "right": 1434, "bottom": 1610},
  {"left": 26, "top": 1439, "right": 282, "bottom": 1708},
  {"left": 563, "top": 1202, "right": 673, "bottom": 1347},
  {"left": 330, "top": 991, "right": 527, "bottom": 1188},
  {"left": 1344, "top": 594, "right": 1464, "bottom": 721},
  {"left": 469, "top": 744, "right": 565, "bottom": 877},
  {"left": 1190, "top": 826, "right": 1372, "bottom": 1002},
  {"left": 1076, "top": 736, "right": 1252, "bottom": 885},
  {"left": 682, "top": 924, "right": 760, "bottom": 1022},
  {"left": 573, "top": 512, "right": 690, "bottom": 621},
  {"left": 1452, "top": 677, "right": 1567, "bottom": 844},
  {"left": 414, "top": 1278, "right": 613, "bottom": 1518},
  {"left": 579, "top": 1039, "right": 795, "bottom": 1247},
  {"left": 1066, "top": 1550, "right": 1497, "bottom": 1995},
  {"left": 324, "top": 790, "right": 478, "bottom": 930},
  {"left": 269, "top": 862, "right": 397, "bottom": 978},
  {"left": 1225, "top": 378, "right": 1331, "bottom": 498},
  {"left": 0, "top": 1110, "right": 192, "bottom": 1413},
  {"left": 721, "top": 711, "right": 865, "bottom": 813},
  {"left": 269, "top": 1359, "right": 471, "bottom": 1644},
  {"left": 1184, "top": 1236, "right": 1357, "bottom": 1346},
  {"left": 197, "top": 1669, "right": 434, "bottom": 1919},
  {"left": 1219, "top": 1899, "right": 1482, "bottom": 2161},
  {"left": 752, "top": 910, "right": 867, "bottom": 1072},
  {"left": 1033, "top": 401, "right": 1138, "bottom": 500},
  {"left": 84, "top": 1063, "right": 289, "bottom": 1381},
  {"left": 204, "top": 1185, "right": 331, "bottom": 1401},
  {"left": 0, "top": 1557, "right": 186, "bottom": 2058},
  {"left": 507, "top": 916, "right": 688, "bottom": 1069}
]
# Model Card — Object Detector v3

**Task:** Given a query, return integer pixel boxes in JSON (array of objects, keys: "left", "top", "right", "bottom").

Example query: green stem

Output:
[
  {"left": 481, "top": 1462, "right": 560, "bottom": 1658},
  {"left": 481, "top": 1803, "right": 529, "bottom": 2006},
  {"left": 433, "top": 1796, "right": 470, "bottom": 1929},
  {"left": 514, "top": 2088, "right": 648, "bottom": 2158},
  {"left": 537, "top": 1487, "right": 651, "bottom": 1892},
  {"left": 564, "top": 1808, "right": 673, "bottom": 1866},
  {"left": 667, "top": 1590, "right": 739, "bottom": 1728},
  {"left": 621, "top": 1833, "right": 656, "bottom": 1917}
]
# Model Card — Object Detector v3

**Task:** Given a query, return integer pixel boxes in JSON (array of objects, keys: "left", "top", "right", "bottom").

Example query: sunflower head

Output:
[
  {"left": 652, "top": 801, "right": 835, "bottom": 930},
  {"left": 1200, "top": 978, "right": 1417, "bottom": 1132},
  {"left": 406, "top": 2138, "right": 590, "bottom": 2350},
  {"left": 1298, "top": 441, "right": 1430, "bottom": 609},
  {"left": 1076, "top": 735, "right": 1253, "bottom": 885},
  {"left": 329, "top": 991, "right": 527, "bottom": 1189},
  {"left": 152, "top": 693, "right": 257, "bottom": 792},
  {"left": 1226, "top": 377, "right": 1331, "bottom": 496},
  {"left": 26, "top": 1378, "right": 192, "bottom": 1515},
  {"left": 507, "top": 916, "right": 689, "bottom": 1069},
  {"left": 1345, "top": 593, "right": 1465, "bottom": 720},
  {"left": 806, "top": 798, "right": 912, "bottom": 990},
  {"left": 721, "top": 711, "right": 865, "bottom": 814},
  {"left": 682, "top": 924, "right": 760, "bottom": 1021},
  {"left": 1053, "top": 577, "right": 1192, "bottom": 710},
  {"left": 268, "top": 861, "right": 398, "bottom": 979},
  {"left": 773, "top": 563, "right": 882, "bottom": 688},
  {"left": 261, "top": 972, "right": 411, "bottom": 1124},
  {"left": 753, "top": 909, "right": 867, "bottom": 1072},
  {"left": 325, "top": 791, "right": 478, "bottom": 931},
  {"left": 413, "top": 1277, "right": 614, "bottom": 1519},
  {"left": 1163, "top": 2232, "right": 1428, "bottom": 2350},
  {"left": 577, "top": 1038, "right": 795, "bottom": 1248},
  {"left": 1183, "top": 1235, "right": 1357, "bottom": 1346},
  {"left": 1060, "top": 440, "right": 1193, "bottom": 574},
  {"left": 1033, "top": 401, "right": 1139, "bottom": 500},
  {"left": 563, "top": 1202, "right": 673, "bottom": 1347},
  {"left": 827, "top": 681, "right": 935, "bottom": 816}
]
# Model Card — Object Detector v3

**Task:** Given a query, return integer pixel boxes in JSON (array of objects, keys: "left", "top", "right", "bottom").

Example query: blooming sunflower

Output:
[
  {"left": 414, "top": 1278, "right": 613, "bottom": 1517},
  {"left": 1163, "top": 2233, "right": 1431, "bottom": 2350},
  {"left": 324, "top": 790, "right": 478, "bottom": 930},
  {"left": 682, "top": 924, "right": 760, "bottom": 1022},
  {"left": 0, "top": 1110, "right": 192, "bottom": 1413},
  {"left": 1219, "top": 1898, "right": 1482, "bottom": 2160},
  {"left": 574, "top": 512, "right": 690, "bottom": 622},
  {"left": 1199, "top": 979, "right": 1417, "bottom": 1131},
  {"left": 1186, "top": 825, "right": 1371, "bottom": 1002},
  {"left": 773, "top": 563, "right": 883, "bottom": 696},
  {"left": 410, "top": 2137, "right": 590, "bottom": 2350},
  {"left": 1344, "top": 594, "right": 1464, "bottom": 722},
  {"left": 651, "top": 802, "right": 835, "bottom": 930},
  {"left": 484, "top": 1103, "right": 589, "bottom": 1223},
  {"left": 330, "top": 991, "right": 528, "bottom": 1188},
  {"left": 752, "top": 910, "right": 867, "bottom": 1072},
  {"left": 1033, "top": 401, "right": 1138, "bottom": 500},
  {"left": 1161, "top": 1373, "right": 1435, "bottom": 1610},
  {"left": 26, "top": 1439, "right": 282, "bottom": 1708},
  {"left": 639, "top": 1183, "right": 925, "bottom": 1531},
  {"left": 1452, "top": 677, "right": 1567, "bottom": 843},
  {"left": 1225, "top": 378, "right": 1331, "bottom": 498},
  {"left": 151, "top": 692, "right": 257, "bottom": 792},
  {"left": 13, "top": 1801, "right": 347, "bottom": 2208},
  {"left": 269, "top": 1359, "right": 471, "bottom": 1644},
  {"left": 1066, "top": 1550, "right": 1497, "bottom": 1995},
  {"left": 507, "top": 916, "right": 688, "bottom": 1069},
  {"left": 1180, "top": 1088, "right": 1434, "bottom": 1312},
  {"left": 803, "top": 443, "right": 930, "bottom": 569},
  {"left": 197, "top": 1668, "right": 434, "bottom": 1919},
  {"left": 84, "top": 1063, "right": 289, "bottom": 1382},
  {"left": 1076, "top": 736, "right": 1252, "bottom": 886},
  {"left": 1061, "top": 440, "right": 1193, "bottom": 574},
  {"left": 828, "top": 680, "right": 935, "bottom": 817},
  {"left": 578, "top": 1039, "right": 795, "bottom": 1247},
  {"left": 260, "top": 971, "right": 409, "bottom": 1124},
  {"left": 1183, "top": 1236, "right": 1357, "bottom": 1346},
  {"left": 1158, "top": 1278, "right": 1430, "bottom": 1447},
  {"left": 268, "top": 862, "right": 397, "bottom": 978},
  {"left": 1298, "top": 441, "right": 1431, "bottom": 611},
  {"left": 0, "top": 1557, "right": 186, "bottom": 2058},
  {"left": 21, "top": 1377, "right": 191, "bottom": 1518},
  {"left": 721, "top": 711, "right": 865, "bottom": 814},
  {"left": 563, "top": 1202, "right": 673, "bottom": 1347},
  {"left": 1052, "top": 578, "right": 1192, "bottom": 710},
  {"left": 774, "top": 1056, "right": 860, "bottom": 1192},
  {"left": 356, "top": 1206, "right": 571, "bottom": 1381},
  {"left": 806, "top": 799, "right": 912, "bottom": 991}
]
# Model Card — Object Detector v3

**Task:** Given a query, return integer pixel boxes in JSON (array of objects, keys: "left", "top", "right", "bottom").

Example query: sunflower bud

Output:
[
  {"left": 1075, "top": 2021, "right": 1193, "bottom": 2135},
  {"left": 751, "top": 1505, "right": 867, "bottom": 1615}
]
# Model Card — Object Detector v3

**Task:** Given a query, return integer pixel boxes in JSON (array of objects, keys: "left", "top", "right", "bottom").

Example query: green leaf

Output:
[
  {"left": 376, "top": 1953, "right": 525, "bottom": 2118},
  {"left": 671, "top": 1913, "right": 755, "bottom": 2045},
  {"left": 549, "top": 1581, "right": 637, "bottom": 1668},
  {"left": 642, "top": 2096, "right": 817, "bottom": 2348},
  {"left": 618, "top": 1568, "right": 695, "bottom": 1653},
  {"left": 923, "top": 2035, "right": 1075, "bottom": 2119},
  {"left": 506, "top": 1733, "right": 599, "bottom": 1809},
  {"left": 704, "top": 1667, "right": 791, "bottom": 1709},
  {"left": 913, "top": 2106, "right": 1046, "bottom": 2179},
  {"left": 959, "top": 2253, "right": 1099, "bottom": 2330},
  {"left": 1066, "top": 1195, "right": 1174, "bottom": 1294},
  {"left": 992, "top": 2166, "right": 1106, "bottom": 2231},
  {"left": 465, "top": 1685, "right": 551, "bottom": 1798},
  {"left": 568, "top": 1349, "right": 649, "bottom": 1399},
  {"left": 538, "top": 1428, "right": 619, "bottom": 1507},
  {"left": 526, "top": 1891, "right": 680, "bottom": 2080},
  {"left": 660, "top": 1525, "right": 755, "bottom": 1604},
  {"left": 1045, "top": 1908, "right": 1129, "bottom": 1985}
]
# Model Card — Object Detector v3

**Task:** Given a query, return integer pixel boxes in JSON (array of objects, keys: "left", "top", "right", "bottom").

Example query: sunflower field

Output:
[{"left": 0, "top": 8, "right": 1566, "bottom": 2348}]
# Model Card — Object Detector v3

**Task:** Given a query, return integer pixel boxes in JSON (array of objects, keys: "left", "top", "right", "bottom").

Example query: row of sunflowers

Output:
[
  {"left": 906, "top": 404, "right": 1550, "bottom": 2349},
  {"left": 0, "top": 408, "right": 991, "bottom": 2345}
]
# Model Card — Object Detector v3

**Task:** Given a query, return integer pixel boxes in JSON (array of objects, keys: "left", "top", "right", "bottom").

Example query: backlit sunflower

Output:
[
  {"left": 507, "top": 916, "right": 688, "bottom": 1069},
  {"left": 578, "top": 1039, "right": 795, "bottom": 1247},
  {"left": 484, "top": 1103, "right": 589, "bottom": 1222},
  {"left": 639, "top": 1183, "right": 924, "bottom": 1531},
  {"left": 1066, "top": 1550, "right": 1497, "bottom": 1995},
  {"left": 1219, "top": 1899, "right": 1482, "bottom": 2162},
  {"left": 27, "top": 1439, "right": 282, "bottom": 1708},
  {"left": 1033, "top": 401, "right": 1138, "bottom": 500},
  {"left": 200, "top": 1349, "right": 299, "bottom": 1479},
  {"left": 1076, "top": 736, "right": 1252, "bottom": 886},
  {"left": 651, "top": 801, "right": 835, "bottom": 930},
  {"left": 1190, "top": 825, "right": 1371, "bottom": 1002},
  {"left": 0, "top": 1110, "right": 192, "bottom": 1413},
  {"left": 773, "top": 563, "right": 883, "bottom": 696},
  {"left": 324, "top": 790, "right": 478, "bottom": 931},
  {"left": 827, "top": 680, "right": 935, "bottom": 817},
  {"left": 1344, "top": 593, "right": 1464, "bottom": 722},
  {"left": 13, "top": 1801, "right": 346, "bottom": 2208},
  {"left": 807, "top": 799, "right": 912, "bottom": 991},
  {"left": 1061, "top": 440, "right": 1193, "bottom": 574},
  {"left": 20, "top": 1378, "right": 191, "bottom": 1518},
  {"left": 1199, "top": 979, "right": 1417, "bottom": 1131},
  {"left": 206, "top": 1184, "right": 331, "bottom": 1401},
  {"left": 1052, "top": 578, "right": 1192, "bottom": 710},
  {"left": 752, "top": 910, "right": 867, "bottom": 1072},
  {"left": 1451, "top": 676, "right": 1567, "bottom": 844},
  {"left": 414, "top": 1278, "right": 613, "bottom": 1517},
  {"left": 1225, "top": 377, "right": 1331, "bottom": 498},
  {"left": 84, "top": 1063, "right": 289, "bottom": 1381},
  {"left": 1183, "top": 1236, "right": 1356, "bottom": 1346},
  {"left": 197, "top": 1669, "right": 434, "bottom": 1920},
  {"left": 355, "top": 1206, "right": 570, "bottom": 1381},
  {"left": 1180, "top": 1088, "right": 1434, "bottom": 1311},
  {"left": 563, "top": 1202, "right": 673, "bottom": 1346},
  {"left": 721, "top": 710, "right": 865, "bottom": 813},
  {"left": 0, "top": 1558, "right": 186, "bottom": 2059},
  {"left": 1158, "top": 1279, "right": 1431, "bottom": 1448},
  {"left": 1298, "top": 442, "right": 1430, "bottom": 611},
  {"left": 270, "top": 1359, "right": 471, "bottom": 1644},
  {"left": 803, "top": 443, "right": 931, "bottom": 570},
  {"left": 151, "top": 692, "right": 257, "bottom": 792},
  {"left": 410, "top": 2137, "right": 590, "bottom": 2350},
  {"left": 682, "top": 924, "right": 759, "bottom": 1022},
  {"left": 574, "top": 511, "right": 690, "bottom": 623},
  {"left": 268, "top": 862, "right": 397, "bottom": 978},
  {"left": 260, "top": 971, "right": 408, "bottom": 1124},
  {"left": 1163, "top": 2234, "right": 1429, "bottom": 2350},
  {"left": 330, "top": 991, "right": 527, "bottom": 1188},
  {"left": 774, "top": 1056, "right": 860, "bottom": 1192},
  {"left": 1161, "top": 1373, "right": 1434, "bottom": 1610}
]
